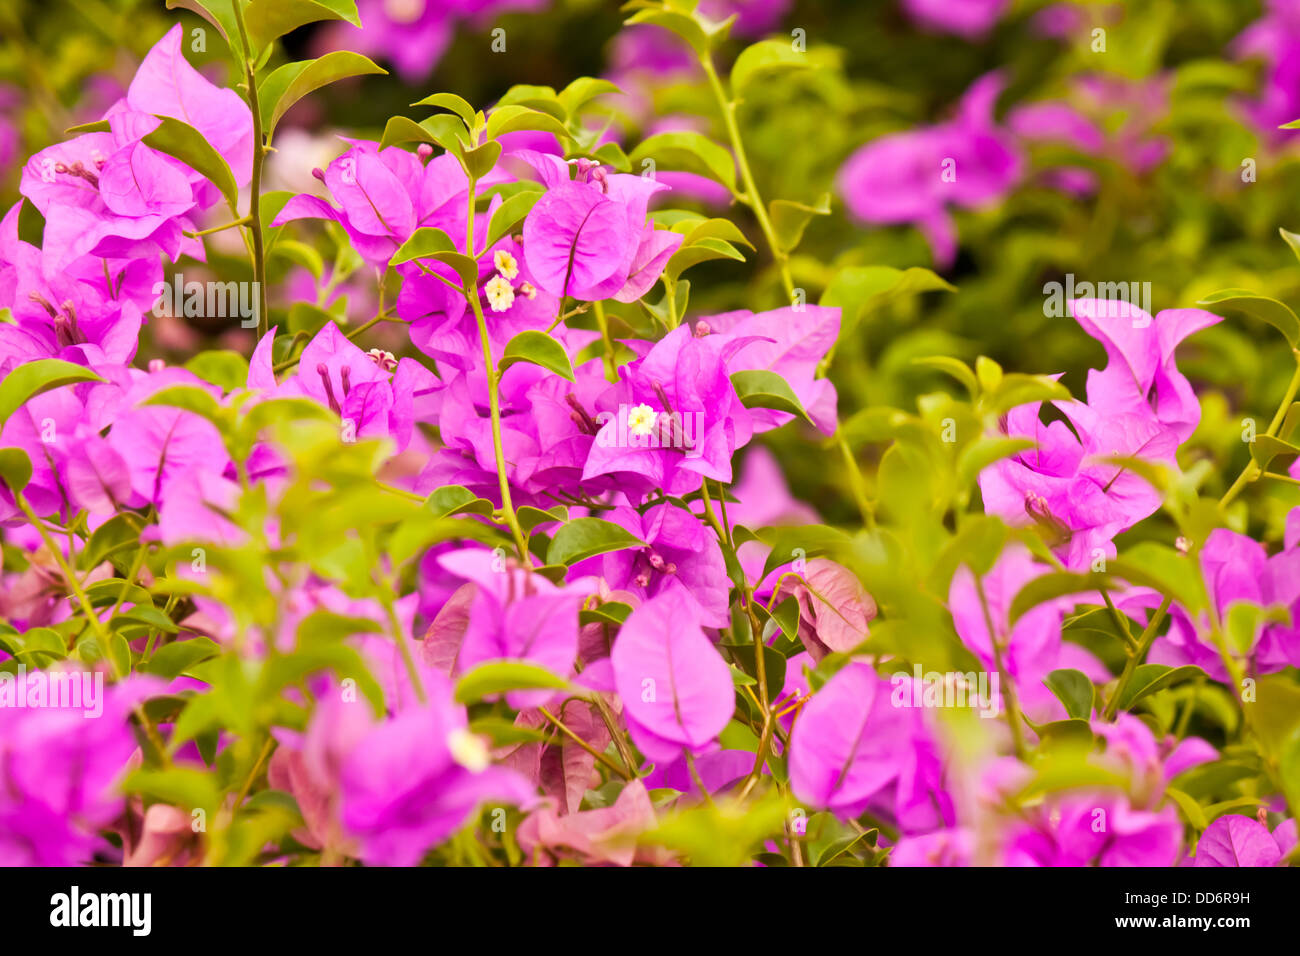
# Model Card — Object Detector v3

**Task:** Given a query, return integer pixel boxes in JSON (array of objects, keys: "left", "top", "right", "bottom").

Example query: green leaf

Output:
[
  {"left": 557, "top": 77, "right": 621, "bottom": 115},
  {"left": 461, "top": 140, "right": 504, "bottom": 181},
  {"left": 1249, "top": 434, "right": 1300, "bottom": 472},
  {"left": 483, "top": 190, "right": 542, "bottom": 251},
  {"left": 768, "top": 194, "right": 830, "bottom": 255},
  {"left": 144, "top": 637, "right": 222, "bottom": 680},
  {"left": 427, "top": 484, "right": 495, "bottom": 518},
  {"left": 1279, "top": 227, "right": 1300, "bottom": 265},
  {"left": 496, "top": 84, "right": 565, "bottom": 121},
  {"left": 1165, "top": 786, "right": 1208, "bottom": 830},
  {"left": 0, "top": 448, "right": 32, "bottom": 494},
  {"left": 454, "top": 660, "right": 571, "bottom": 704},
  {"left": 184, "top": 350, "right": 249, "bottom": 392},
  {"left": 629, "top": 131, "right": 737, "bottom": 192},
  {"left": 165, "top": 0, "right": 239, "bottom": 50},
  {"left": 143, "top": 115, "right": 240, "bottom": 211},
  {"left": 498, "top": 330, "right": 575, "bottom": 380},
  {"left": 125, "top": 767, "right": 221, "bottom": 812},
  {"left": 412, "top": 92, "right": 478, "bottom": 128},
  {"left": 1117, "top": 664, "right": 1207, "bottom": 712},
  {"left": 0, "top": 359, "right": 104, "bottom": 427},
  {"left": 730, "top": 369, "right": 814, "bottom": 425},
  {"left": 911, "top": 356, "right": 979, "bottom": 398},
  {"left": 1042, "top": 669, "right": 1095, "bottom": 720},
  {"left": 957, "top": 437, "right": 1035, "bottom": 489},
  {"left": 664, "top": 237, "right": 746, "bottom": 279},
  {"left": 244, "top": 0, "right": 361, "bottom": 54},
  {"left": 820, "top": 265, "right": 955, "bottom": 332},
  {"left": 731, "top": 39, "right": 812, "bottom": 96},
  {"left": 1196, "top": 289, "right": 1300, "bottom": 347},
  {"left": 547, "top": 517, "right": 643, "bottom": 566},
  {"left": 391, "top": 226, "right": 457, "bottom": 265},
  {"left": 485, "top": 104, "right": 569, "bottom": 141},
  {"left": 258, "top": 52, "right": 386, "bottom": 137}
]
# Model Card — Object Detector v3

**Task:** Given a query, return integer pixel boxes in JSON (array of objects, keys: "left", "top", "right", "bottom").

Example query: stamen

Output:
[
  {"left": 316, "top": 363, "right": 341, "bottom": 414},
  {"left": 564, "top": 393, "right": 598, "bottom": 435}
]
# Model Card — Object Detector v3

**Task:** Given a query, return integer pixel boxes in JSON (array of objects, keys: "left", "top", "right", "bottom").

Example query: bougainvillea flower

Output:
[
  {"left": 521, "top": 162, "right": 682, "bottom": 302},
  {"left": 1231, "top": 1, "right": 1300, "bottom": 144},
  {"left": 1153, "top": 527, "right": 1300, "bottom": 679},
  {"left": 1193, "top": 813, "right": 1290, "bottom": 867},
  {"left": 949, "top": 547, "right": 1103, "bottom": 720},
  {"left": 766, "top": 558, "right": 876, "bottom": 661},
  {"left": 1068, "top": 298, "right": 1222, "bottom": 443},
  {"left": 611, "top": 591, "right": 732, "bottom": 765},
  {"left": 705, "top": 305, "right": 840, "bottom": 435},
  {"left": 338, "top": 668, "right": 536, "bottom": 866},
  {"left": 569, "top": 503, "right": 730, "bottom": 628},
  {"left": 789, "top": 661, "right": 941, "bottom": 818},
  {"left": 901, "top": 0, "right": 1009, "bottom": 38},
  {"left": 516, "top": 778, "right": 675, "bottom": 866},
  {"left": 435, "top": 548, "right": 586, "bottom": 707},
  {"left": 0, "top": 672, "right": 162, "bottom": 865},
  {"left": 979, "top": 396, "right": 1177, "bottom": 570},
  {"left": 500, "top": 697, "right": 612, "bottom": 815},
  {"left": 313, "top": 0, "right": 550, "bottom": 83},
  {"left": 838, "top": 72, "right": 1022, "bottom": 266},
  {"left": 274, "top": 142, "right": 504, "bottom": 267},
  {"left": 584, "top": 323, "right": 754, "bottom": 496},
  {"left": 1003, "top": 794, "right": 1182, "bottom": 866}
]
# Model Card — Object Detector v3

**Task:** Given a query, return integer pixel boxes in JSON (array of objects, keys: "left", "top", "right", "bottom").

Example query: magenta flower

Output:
[
  {"left": 949, "top": 547, "right": 1104, "bottom": 720},
  {"left": 1003, "top": 795, "right": 1182, "bottom": 866},
  {"left": 583, "top": 323, "right": 755, "bottom": 497},
  {"left": 570, "top": 503, "right": 731, "bottom": 628},
  {"left": 1193, "top": 813, "right": 1293, "bottom": 867},
  {"left": 435, "top": 548, "right": 586, "bottom": 707},
  {"left": 313, "top": 0, "right": 550, "bottom": 83},
  {"left": 706, "top": 305, "right": 840, "bottom": 435},
  {"left": 521, "top": 159, "right": 683, "bottom": 302},
  {"left": 1232, "top": 1, "right": 1300, "bottom": 144},
  {"left": 274, "top": 142, "right": 484, "bottom": 268},
  {"left": 1068, "top": 298, "right": 1222, "bottom": 444},
  {"left": 611, "top": 590, "right": 732, "bottom": 765},
  {"left": 1153, "top": 528, "right": 1300, "bottom": 680},
  {"left": 789, "top": 661, "right": 945, "bottom": 820},
  {"left": 901, "top": 0, "right": 1009, "bottom": 39},
  {"left": 0, "top": 672, "right": 162, "bottom": 865},
  {"left": 838, "top": 72, "right": 1022, "bottom": 266},
  {"left": 337, "top": 667, "right": 536, "bottom": 866}
]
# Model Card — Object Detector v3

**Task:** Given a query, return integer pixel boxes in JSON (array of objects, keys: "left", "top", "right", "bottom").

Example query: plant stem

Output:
[
  {"left": 465, "top": 176, "right": 532, "bottom": 567},
  {"left": 232, "top": 3, "right": 269, "bottom": 338},
  {"left": 697, "top": 52, "right": 795, "bottom": 300},
  {"left": 1220, "top": 352, "right": 1300, "bottom": 507},
  {"left": 539, "top": 706, "right": 632, "bottom": 780},
  {"left": 1101, "top": 595, "right": 1173, "bottom": 720},
  {"left": 974, "top": 575, "right": 1027, "bottom": 759},
  {"left": 592, "top": 300, "right": 617, "bottom": 380}
]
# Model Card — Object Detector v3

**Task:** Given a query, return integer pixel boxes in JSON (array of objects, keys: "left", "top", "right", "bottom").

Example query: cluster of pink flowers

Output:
[{"left": 0, "top": 6, "right": 1297, "bottom": 871}]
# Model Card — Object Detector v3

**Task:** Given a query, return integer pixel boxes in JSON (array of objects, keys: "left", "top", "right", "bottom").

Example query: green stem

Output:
[
  {"left": 232, "top": 4, "right": 269, "bottom": 338},
  {"left": 698, "top": 52, "right": 795, "bottom": 300},
  {"left": 465, "top": 176, "right": 532, "bottom": 567},
  {"left": 974, "top": 575, "right": 1027, "bottom": 759},
  {"left": 1220, "top": 352, "right": 1300, "bottom": 508},
  {"left": 592, "top": 300, "right": 617, "bottom": 380},
  {"left": 539, "top": 706, "right": 632, "bottom": 780},
  {"left": 1101, "top": 595, "right": 1173, "bottom": 720},
  {"left": 382, "top": 590, "right": 426, "bottom": 705}
]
